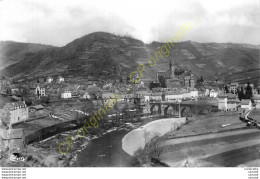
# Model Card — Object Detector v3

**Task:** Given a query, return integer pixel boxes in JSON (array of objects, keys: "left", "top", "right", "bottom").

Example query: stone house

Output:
[
  {"left": 0, "top": 128, "right": 25, "bottom": 154},
  {"left": 241, "top": 99, "right": 253, "bottom": 110},
  {"left": 252, "top": 95, "right": 260, "bottom": 109},
  {"left": 218, "top": 96, "right": 227, "bottom": 111},
  {"left": 2, "top": 102, "right": 29, "bottom": 125}
]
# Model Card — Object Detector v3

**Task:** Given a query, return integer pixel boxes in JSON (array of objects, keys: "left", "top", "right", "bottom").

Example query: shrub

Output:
[{"left": 41, "top": 96, "right": 50, "bottom": 104}]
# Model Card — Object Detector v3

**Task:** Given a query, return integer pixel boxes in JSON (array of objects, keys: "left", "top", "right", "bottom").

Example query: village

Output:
[{"left": 0, "top": 58, "right": 259, "bottom": 166}]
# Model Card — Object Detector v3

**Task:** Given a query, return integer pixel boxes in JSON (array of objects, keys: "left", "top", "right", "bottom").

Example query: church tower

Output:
[{"left": 169, "top": 60, "right": 175, "bottom": 79}]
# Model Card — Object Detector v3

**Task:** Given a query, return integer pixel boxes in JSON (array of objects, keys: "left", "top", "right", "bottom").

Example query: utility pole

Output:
[{"left": 178, "top": 99, "right": 182, "bottom": 118}]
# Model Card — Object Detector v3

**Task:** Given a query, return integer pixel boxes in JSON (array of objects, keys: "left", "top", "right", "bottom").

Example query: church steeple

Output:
[{"left": 170, "top": 60, "right": 175, "bottom": 78}]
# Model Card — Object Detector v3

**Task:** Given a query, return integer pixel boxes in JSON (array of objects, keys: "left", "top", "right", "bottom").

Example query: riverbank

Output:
[
  {"left": 122, "top": 117, "right": 186, "bottom": 156},
  {"left": 154, "top": 109, "right": 260, "bottom": 167},
  {"left": 1, "top": 122, "right": 139, "bottom": 167}
]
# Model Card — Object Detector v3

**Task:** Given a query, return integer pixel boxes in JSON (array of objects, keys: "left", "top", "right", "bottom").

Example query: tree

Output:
[
  {"left": 224, "top": 86, "right": 229, "bottom": 94},
  {"left": 237, "top": 86, "right": 245, "bottom": 101},
  {"left": 149, "top": 81, "right": 160, "bottom": 89},
  {"left": 245, "top": 82, "right": 253, "bottom": 99},
  {"left": 0, "top": 109, "right": 11, "bottom": 126},
  {"left": 200, "top": 76, "right": 204, "bottom": 83},
  {"left": 174, "top": 67, "right": 184, "bottom": 75},
  {"left": 41, "top": 96, "right": 50, "bottom": 104},
  {"left": 158, "top": 76, "right": 166, "bottom": 88},
  {"left": 151, "top": 142, "right": 163, "bottom": 160},
  {"left": 24, "top": 98, "right": 32, "bottom": 106}
]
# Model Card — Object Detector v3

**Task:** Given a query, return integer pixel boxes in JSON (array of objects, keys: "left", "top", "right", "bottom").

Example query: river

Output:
[{"left": 72, "top": 128, "right": 134, "bottom": 167}]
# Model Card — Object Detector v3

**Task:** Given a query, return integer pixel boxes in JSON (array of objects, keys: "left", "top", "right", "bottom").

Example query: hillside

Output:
[
  {"left": 0, "top": 41, "right": 55, "bottom": 71},
  {"left": 0, "top": 32, "right": 259, "bottom": 83}
]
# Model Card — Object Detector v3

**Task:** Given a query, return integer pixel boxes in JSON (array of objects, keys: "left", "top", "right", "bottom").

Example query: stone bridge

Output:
[{"left": 148, "top": 101, "right": 217, "bottom": 117}]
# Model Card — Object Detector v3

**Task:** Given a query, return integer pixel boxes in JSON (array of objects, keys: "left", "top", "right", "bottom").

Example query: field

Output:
[{"left": 157, "top": 109, "right": 260, "bottom": 167}]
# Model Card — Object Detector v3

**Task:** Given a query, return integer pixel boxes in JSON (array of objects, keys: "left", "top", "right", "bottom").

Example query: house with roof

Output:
[
  {"left": 241, "top": 99, "right": 253, "bottom": 110},
  {"left": 119, "top": 93, "right": 134, "bottom": 102},
  {"left": 46, "top": 76, "right": 54, "bottom": 83},
  {"left": 61, "top": 90, "right": 71, "bottom": 99},
  {"left": 30, "top": 85, "right": 45, "bottom": 97},
  {"left": 2, "top": 102, "right": 29, "bottom": 124},
  {"left": 135, "top": 91, "right": 150, "bottom": 99},
  {"left": 149, "top": 92, "right": 162, "bottom": 102},
  {"left": 209, "top": 89, "right": 218, "bottom": 98},
  {"left": 228, "top": 82, "right": 239, "bottom": 93},
  {"left": 32, "top": 104, "right": 44, "bottom": 110},
  {"left": 218, "top": 93, "right": 239, "bottom": 111},
  {"left": 83, "top": 92, "right": 91, "bottom": 99},
  {"left": 57, "top": 76, "right": 65, "bottom": 83},
  {"left": 101, "top": 93, "right": 118, "bottom": 104},
  {"left": 190, "top": 88, "right": 199, "bottom": 98},
  {"left": 165, "top": 91, "right": 183, "bottom": 101},
  {"left": 227, "top": 99, "right": 239, "bottom": 111},
  {"left": 35, "top": 85, "right": 45, "bottom": 97},
  {"left": 143, "top": 93, "right": 151, "bottom": 102},
  {"left": 11, "top": 87, "right": 20, "bottom": 96},
  {"left": 182, "top": 91, "right": 192, "bottom": 99},
  {"left": 204, "top": 88, "right": 210, "bottom": 96},
  {"left": 218, "top": 95, "right": 228, "bottom": 111},
  {"left": 252, "top": 95, "right": 260, "bottom": 109}
]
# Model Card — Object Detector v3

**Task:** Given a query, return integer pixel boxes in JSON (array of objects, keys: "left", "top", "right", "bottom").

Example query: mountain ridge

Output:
[{"left": 0, "top": 32, "right": 259, "bottom": 84}]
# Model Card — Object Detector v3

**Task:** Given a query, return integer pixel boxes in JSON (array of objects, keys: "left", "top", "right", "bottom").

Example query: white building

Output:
[
  {"left": 182, "top": 92, "right": 191, "bottom": 99},
  {"left": 35, "top": 85, "right": 45, "bottom": 97},
  {"left": 150, "top": 92, "right": 162, "bottom": 102},
  {"left": 46, "top": 76, "right": 53, "bottom": 83},
  {"left": 144, "top": 94, "right": 151, "bottom": 102},
  {"left": 218, "top": 96, "right": 227, "bottom": 111},
  {"left": 241, "top": 99, "right": 252, "bottom": 110},
  {"left": 190, "top": 89, "right": 199, "bottom": 98},
  {"left": 209, "top": 89, "right": 218, "bottom": 98},
  {"left": 165, "top": 91, "right": 183, "bottom": 101},
  {"left": 252, "top": 95, "right": 260, "bottom": 109},
  {"left": 61, "top": 91, "right": 71, "bottom": 99},
  {"left": 57, "top": 76, "right": 65, "bottom": 83}
]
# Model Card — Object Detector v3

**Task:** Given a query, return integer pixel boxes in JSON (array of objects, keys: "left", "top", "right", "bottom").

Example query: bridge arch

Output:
[
  {"left": 181, "top": 106, "right": 192, "bottom": 117},
  {"left": 164, "top": 105, "right": 177, "bottom": 116},
  {"left": 150, "top": 104, "right": 161, "bottom": 115}
]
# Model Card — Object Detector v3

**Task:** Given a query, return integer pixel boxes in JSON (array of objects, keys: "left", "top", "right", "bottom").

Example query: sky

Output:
[{"left": 0, "top": 0, "right": 259, "bottom": 46}]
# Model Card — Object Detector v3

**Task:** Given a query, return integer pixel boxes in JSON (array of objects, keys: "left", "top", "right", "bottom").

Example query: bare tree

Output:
[
  {"left": 0, "top": 109, "right": 11, "bottom": 126},
  {"left": 151, "top": 142, "right": 163, "bottom": 159}
]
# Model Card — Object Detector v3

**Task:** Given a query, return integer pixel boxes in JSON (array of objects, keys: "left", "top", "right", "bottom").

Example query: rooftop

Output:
[
  {"left": 4, "top": 102, "right": 26, "bottom": 110},
  {"left": 241, "top": 99, "right": 251, "bottom": 105}
]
